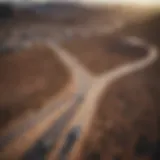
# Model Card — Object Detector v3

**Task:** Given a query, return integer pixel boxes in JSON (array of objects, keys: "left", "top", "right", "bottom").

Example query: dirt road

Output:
[
  {"left": 0, "top": 26, "right": 157, "bottom": 160},
  {"left": 67, "top": 38, "right": 158, "bottom": 160},
  {"left": 21, "top": 41, "right": 94, "bottom": 160}
]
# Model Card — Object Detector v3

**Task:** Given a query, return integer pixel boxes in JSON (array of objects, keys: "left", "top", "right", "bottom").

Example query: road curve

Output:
[
  {"left": 69, "top": 37, "right": 158, "bottom": 160},
  {"left": 47, "top": 40, "right": 93, "bottom": 82}
]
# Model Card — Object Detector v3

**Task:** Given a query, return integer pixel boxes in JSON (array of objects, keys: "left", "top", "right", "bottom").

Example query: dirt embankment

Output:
[
  {"left": 73, "top": 13, "right": 160, "bottom": 160},
  {"left": 0, "top": 44, "right": 70, "bottom": 131},
  {"left": 63, "top": 34, "right": 147, "bottom": 75}
]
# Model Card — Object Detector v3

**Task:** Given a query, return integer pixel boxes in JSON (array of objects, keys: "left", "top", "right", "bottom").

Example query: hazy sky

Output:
[
  {"left": 80, "top": 0, "right": 160, "bottom": 5},
  {"left": 2, "top": 0, "right": 160, "bottom": 6}
]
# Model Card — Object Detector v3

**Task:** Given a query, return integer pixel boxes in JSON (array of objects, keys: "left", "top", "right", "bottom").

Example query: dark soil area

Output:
[{"left": 0, "top": 44, "right": 70, "bottom": 132}]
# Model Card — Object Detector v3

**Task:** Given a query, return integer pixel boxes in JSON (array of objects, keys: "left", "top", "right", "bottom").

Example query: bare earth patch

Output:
[
  {"left": 62, "top": 34, "right": 147, "bottom": 74},
  {"left": 0, "top": 44, "right": 70, "bottom": 131},
  {"left": 73, "top": 53, "right": 160, "bottom": 160}
]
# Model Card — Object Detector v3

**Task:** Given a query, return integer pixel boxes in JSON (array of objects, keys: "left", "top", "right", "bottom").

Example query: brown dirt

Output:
[
  {"left": 0, "top": 44, "right": 70, "bottom": 132},
  {"left": 74, "top": 52, "right": 160, "bottom": 160},
  {"left": 62, "top": 34, "right": 147, "bottom": 74}
]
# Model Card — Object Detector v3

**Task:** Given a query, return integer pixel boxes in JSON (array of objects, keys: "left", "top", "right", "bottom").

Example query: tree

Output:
[
  {"left": 0, "top": 4, "right": 14, "bottom": 53},
  {"left": 0, "top": 3, "right": 13, "bottom": 20}
]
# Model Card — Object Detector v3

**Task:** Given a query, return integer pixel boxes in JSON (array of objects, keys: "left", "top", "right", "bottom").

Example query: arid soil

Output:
[
  {"left": 75, "top": 60, "right": 159, "bottom": 160},
  {"left": 72, "top": 13, "right": 160, "bottom": 160},
  {"left": 0, "top": 44, "right": 70, "bottom": 131},
  {"left": 62, "top": 34, "right": 147, "bottom": 75}
]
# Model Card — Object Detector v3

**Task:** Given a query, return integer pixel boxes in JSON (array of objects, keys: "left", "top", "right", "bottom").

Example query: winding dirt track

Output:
[
  {"left": 0, "top": 38, "right": 93, "bottom": 159},
  {"left": 70, "top": 38, "right": 157, "bottom": 130},
  {"left": 0, "top": 33, "right": 158, "bottom": 160},
  {"left": 50, "top": 38, "right": 158, "bottom": 160}
]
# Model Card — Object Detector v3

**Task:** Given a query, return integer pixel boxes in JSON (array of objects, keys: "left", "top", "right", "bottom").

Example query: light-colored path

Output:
[
  {"left": 47, "top": 37, "right": 158, "bottom": 160},
  {"left": 0, "top": 97, "right": 76, "bottom": 160},
  {"left": 65, "top": 38, "right": 158, "bottom": 160},
  {"left": 21, "top": 41, "right": 94, "bottom": 160},
  {"left": 47, "top": 40, "right": 93, "bottom": 91},
  {"left": 0, "top": 38, "right": 93, "bottom": 159},
  {"left": 1, "top": 30, "right": 158, "bottom": 160}
]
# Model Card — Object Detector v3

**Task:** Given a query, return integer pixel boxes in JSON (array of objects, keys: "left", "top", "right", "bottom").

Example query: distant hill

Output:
[
  {"left": 28, "top": 2, "right": 87, "bottom": 13},
  {"left": 14, "top": 2, "right": 89, "bottom": 16},
  {"left": 13, "top": 2, "right": 91, "bottom": 24}
]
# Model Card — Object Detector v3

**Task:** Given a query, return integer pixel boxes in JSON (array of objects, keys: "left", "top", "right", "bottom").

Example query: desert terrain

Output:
[
  {"left": 70, "top": 11, "right": 160, "bottom": 160},
  {"left": 0, "top": 2, "right": 159, "bottom": 160}
]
